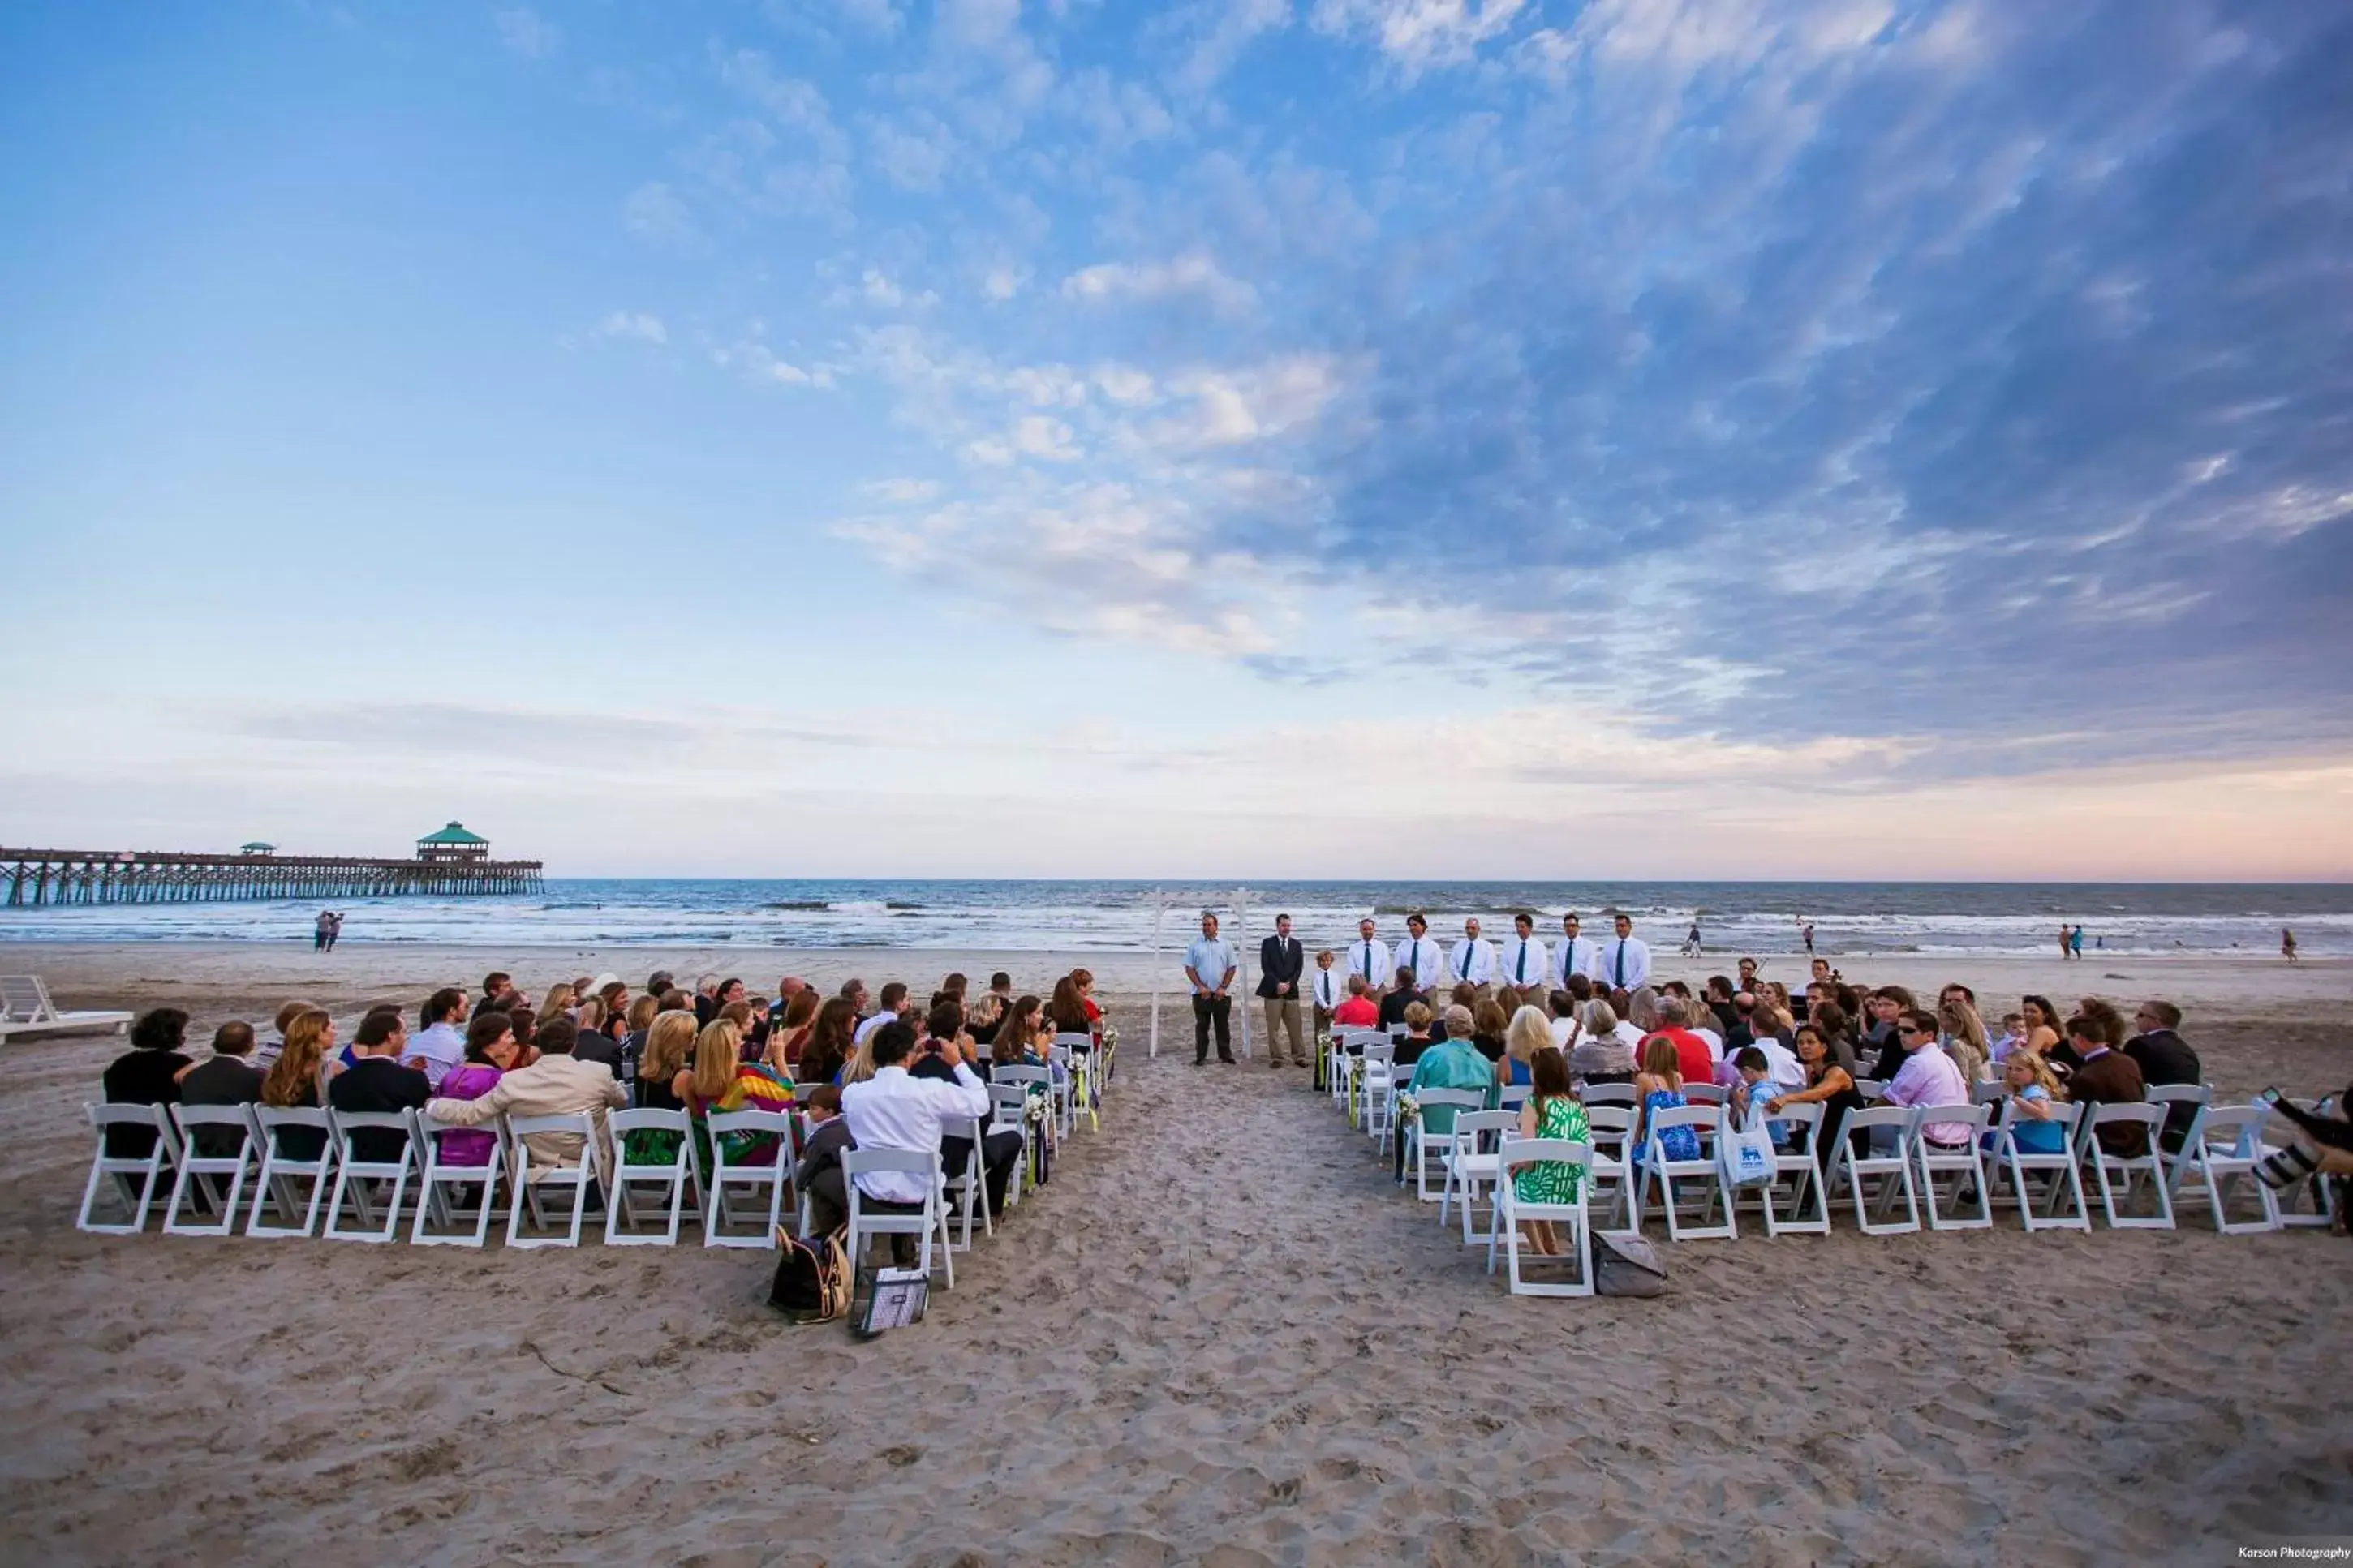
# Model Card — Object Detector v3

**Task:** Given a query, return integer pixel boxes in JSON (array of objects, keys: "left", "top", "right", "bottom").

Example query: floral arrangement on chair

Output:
[{"left": 1395, "top": 1091, "right": 1422, "bottom": 1127}]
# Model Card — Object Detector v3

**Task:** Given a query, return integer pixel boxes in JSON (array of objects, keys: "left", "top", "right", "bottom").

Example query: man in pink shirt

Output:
[{"left": 1882, "top": 1008, "right": 1973, "bottom": 1149}]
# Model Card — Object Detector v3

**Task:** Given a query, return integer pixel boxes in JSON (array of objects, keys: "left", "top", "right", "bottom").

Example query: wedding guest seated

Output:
[
  {"left": 2077, "top": 996, "right": 2129, "bottom": 1050},
  {"left": 1878, "top": 1009, "right": 1972, "bottom": 1155},
  {"left": 507, "top": 1006, "right": 539, "bottom": 1052},
  {"left": 258, "top": 1009, "right": 333, "bottom": 1160},
  {"left": 1333, "top": 976, "right": 1380, "bottom": 1033},
  {"left": 1511, "top": 1046, "right": 1590, "bottom": 1257},
  {"left": 1981, "top": 1049, "right": 2067, "bottom": 1155},
  {"left": 1466, "top": 999, "right": 1509, "bottom": 1063},
  {"left": 408, "top": 989, "right": 470, "bottom": 1090},
  {"left": 2125, "top": 1000, "right": 2204, "bottom": 1151},
  {"left": 1645, "top": 997, "right": 1718, "bottom": 1086},
  {"left": 625, "top": 1011, "right": 699, "bottom": 1164},
  {"left": 1546, "top": 990, "right": 1580, "bottom": 1047},
  {"left": 1764, "top": 1024, "right": 1864, "bottom": 1174},
  {"left": 255, "top": 999, "right": 317, "bottom": 1072},
  {"left": 1379, "top": 969, "right": 1420, "bottom": 1031},
  {"left": 328, "top": 1008, "right": 430, "bottom": 1161},
  {"left": 1989, "top": 1012, "right": 2027, "bottom": 1063},
  {"left": 795, "top": 1085, "right": 853, "bottom": 1235},
  {"left": 991, "top": 996, "right": 1047, "bottom": 1070},
  {"left": 841, "top": 1021, "right": 1004, "bottom": 1252},
  {"left": 686, "top": 1019, "right": 794, "bottom": 1167},
  {"left": 1727, "top": 1047, "right": 1789, "bottom": 1146},
  {"left": 911, "top": 1004, "right": 1023, "bottom": 1210},
  {"left": 1568, "top": 1001, "right": 1637, "bottom": 1085},
  {"left": 1394, "top": 1001, "right": 1435, "bottom": 1066},
  {"left": 103, "top": 1008, "right": 194, "bottom": 1158},
  {"left": 177, "top": 1021, "right": 263, "bottom": 1158},
  {"left": 2064, "top": 1013, "right": 2148, "bottom": 1157},
  {"left": 429, "top": 1012, "right": 525, "bottom": 1166},
  {"left": 572, "top": 999, "right": 626, "bottom": 1076},
  {"left": 797, "top": 998, "right": 858, "bottom": 1089},
  {"left": 424, "top": 1009, "right": 628, "bottom": 1177},
  {"left": 1633, "top": 1037, "right": 1699, "bottom": 1164},
  {"left": 1499, "top": 1004, "right": 1551, "bottom": 1088},
  {"left": 1404, "top": 1011, "right": 1497, "bottom": 1154}
]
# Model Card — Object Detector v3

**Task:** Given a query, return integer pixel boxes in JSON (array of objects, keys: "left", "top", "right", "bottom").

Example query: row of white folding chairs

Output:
[{"left": 75, "top": 1102, "right": 802, "bottom": 1248}]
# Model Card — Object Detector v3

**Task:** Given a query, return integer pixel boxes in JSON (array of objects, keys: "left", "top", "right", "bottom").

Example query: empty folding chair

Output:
[
  {"left": 1579, "top": 1083, "right": 1640, "bottom": 1113},
  {"left": 1753, "top": 1102, "right": 1830, "bottom": 1238},
  {"left": 1911, "top": 1103, "right": 1993, "bottom": 1231},
  {"left": 1488, "top": 1140, "right": 1596, "bottom": 1298},
  {"left": 323, "top": 1110, "right": 420, "bottom": 1243},
  {"left": 841, "top": 1147, "right": 954, "bottom": 1287},
  {"left": 76, "top": 1103, "right": 180, "bottom": 1235},
  {"left": 505, "top": 1112, "right": 604, "bottom": 1248},
  {"left": 1408, "top": 1090, "right": 1486, "bottom": 1201},
  {"left": 1824, "top": 1105, "right": 1921, "bottom": 1235},
  {"left": 1581, "top": 1104, "right": 1638, "bottom": 1235},
  {"left": 247, "top": 1106, "right": 337, "bottom": 1238},
  {"left": 1339, "top": 1031, "right": 1384, "bottom": 1120},
  {"left": 1632, "top": 1103, "right": 1735, "bottom": 1241},
  {"left": 163, "top": 1104, "right": 262, "bottom": 1236},
  {"left": 1360, "top": 1043, "right": 1398, "bottom": 1144},
  {"left": 1441, "top": 1110, "right": 1516, "bottom": 1244},
  {"left": 605, "top": 1108, "right": 699, "bottom": 1245},
  {"left": 408, "top": 1110, "right": 509, "bottom": 1247},
  {"left": 1985, "top": 1098, "right": 2090, "bottom": 1232},
  {"left": 2164, "top": 1105, "right": 2279, "bottom": 1235},
  {"left": 703, "top": 1109, "right": 798, "bottom": 1248},
  {"left": 2079, "top": 1103, "right": 2175, "bottom": 1230},
  {"left": 936, "top": 1114, "right": 995, "bottom": 1252}
]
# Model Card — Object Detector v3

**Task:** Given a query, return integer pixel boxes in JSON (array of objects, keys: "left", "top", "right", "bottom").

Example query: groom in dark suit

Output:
[{"left": 1258, "top": 913, "right": 1308, "bottom": 1069}]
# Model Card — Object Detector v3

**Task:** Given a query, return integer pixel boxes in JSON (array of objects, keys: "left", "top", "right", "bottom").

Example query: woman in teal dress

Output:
[{"left": 1512, "top": 1046, "right": 1590, "bottom": 1256}]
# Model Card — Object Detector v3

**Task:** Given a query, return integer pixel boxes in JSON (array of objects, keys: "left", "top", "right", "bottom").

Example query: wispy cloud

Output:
[
  {"left": 1060, "top": 251, "right": 1257, "bottom": 311},
  {"left": 494, "top": 6, "right": 560, "bottom": 58},
  {"left": 596, "top": 311, "right": 669, "bottom": 346}
]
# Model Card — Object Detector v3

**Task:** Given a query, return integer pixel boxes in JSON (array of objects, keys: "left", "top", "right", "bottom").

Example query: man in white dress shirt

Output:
[
  {"left": 1395, "top": 913, "right": 1443, "bottom": 1000},
  {"left": 1344, "top": 919, "right": 1392, "bottom": 999},
  {"left": 840, "top": 1020, "right": 1000, "bottom": 1263},
  {"left": 1551, "top": 913, "right": 1596, "bottom": 990},
  {"left": 1601, "top": 913, "right": 1651, "bottom": 994},
  {"left": 1448, "top": 917, "right": 1495, "bottom": 991},
  {"left": 1497, "top": 913, "right": 1547, "bottom": 998}
]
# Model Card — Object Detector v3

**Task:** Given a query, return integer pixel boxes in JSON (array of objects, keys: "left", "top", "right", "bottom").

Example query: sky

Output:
[{"left": 2, "top": 0, "right": 2350, "bottom": 880}]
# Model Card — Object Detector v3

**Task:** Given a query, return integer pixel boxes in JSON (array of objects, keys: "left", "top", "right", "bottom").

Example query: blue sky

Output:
[{"left": 2, "top": 0, "right": 2349, "bottom": 879}]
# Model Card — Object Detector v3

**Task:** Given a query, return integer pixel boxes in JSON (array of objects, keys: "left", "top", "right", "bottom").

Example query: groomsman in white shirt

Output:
[
  {"left": 1497, "top": 913, "right": 1547, "bottom": 997},
  {"left": 1395, "top": 913, "right": 1443, "bottom": 1000},
  {"left": 1601, "top": 913, "right": 1651, "bottom": 993},
  {"left": 1344, "top": 919, "right": 1392, "bottom": 998},
  {"left": 1551, "top": 913, "right": 1597, "bottom": 990},
  {"left": 1448, "top": 917, "right": 1495, "bottom": 992}
]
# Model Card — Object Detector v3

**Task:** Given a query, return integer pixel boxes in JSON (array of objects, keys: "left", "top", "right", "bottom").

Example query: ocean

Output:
[{"left": 0, "top": 880, "right": 2344, "bottom": 957}]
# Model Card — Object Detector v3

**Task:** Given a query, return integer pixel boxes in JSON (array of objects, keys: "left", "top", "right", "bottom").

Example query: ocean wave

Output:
[{"left": 761, "top": 900, "right": 832, "bottom": 911}]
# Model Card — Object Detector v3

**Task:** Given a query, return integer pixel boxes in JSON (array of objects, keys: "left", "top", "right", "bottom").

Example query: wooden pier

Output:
[{"left": 2, "top": 823, "right": 543, "bottom": 907}]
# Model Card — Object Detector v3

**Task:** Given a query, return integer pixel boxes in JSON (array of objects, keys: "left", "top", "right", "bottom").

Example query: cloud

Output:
[
  {"left": 1309, "top": 0, "right": 1527, "bottom": 72},
  {"left": 494, "top": 6, "right": 560, "bottom": 58},
  {"left": 596, "top": 311, "right": 669, "bottom": 346},
  {"left": 1060, "top": 251, "right": 1257, "bottom": 311},
  {"left": 621, "top": 181, "right": 698, "bottom": 245},
  {"left": 1167, "top": 0, "right": 1292, "bottom": 94}
]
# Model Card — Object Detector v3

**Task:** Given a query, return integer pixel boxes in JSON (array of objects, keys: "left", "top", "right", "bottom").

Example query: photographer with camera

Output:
[{"left": 2256, "top": 1084, "right": 2353, "bottom": 1232}]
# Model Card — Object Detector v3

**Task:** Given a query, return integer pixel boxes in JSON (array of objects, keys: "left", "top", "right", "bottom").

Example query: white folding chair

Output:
[
  {"left": 1487, "top": 1140, "right": 1595, "bottom": 1297},
  {"left": 162, "top": 1104, "right": 260, "bottom": 1236},
  {"left": 409, "top": 1110, "right": 509, "bottom": 1247},
  {"left": 937, "top": 1114, "right": 996, "bottom": 1252},
  {"left": 1910, "top": 1103, "right": 1992, "bottom": 1231},
  {"left": 505, "top": 1111, "right": 604, "bottom": 1248},
  {"left": 703, "top": 1110, "right": 797, "bottom": 1248},
  {"left": 1053, "top": 1033, "right": 1098, "bottom": 1132},
  {"left": 322, "top": 1110, "right": 419, "bottom": 1243},
  {"left": 1408, "top": 1090, "right": 1486, "bottom": 1201},
  {"left": 247, "top": 1106, "right": 337, "bottom": 1238},
  {"left": 1823, "top": 1105, "right": 1920, "bottom": 1235},
  {"left": 1579, "top": 1083, "right": 1640, "bottom": 1113},
  {"left": 2144, "top": 1082, "right": 2211, "bottom": 1163},
  {"left": 1632, "top": 1103, "right": 1735, "bottom": 1241},
  {"left": 1971, "top": 1080, "right": 2007, "bottom": 1107},
  {"left": 1441, "top": 1110, "right": 1516, "bottom": 1244},
  {"left": 1338, "top": 1030, "right": 1383, "bottom": 1119},
  {"left": 1581, "top": 1104, "right": 1638, "bottom": 1235},
  {"left": 1683, "top": 1082, "right": 1728, "bottom": 1107},
  {"left": 1495, "top": 1083, "right": 1529, "bottom": 1114},
  {"left": 1753, "top": 1102, "right": 1830, "bottom": 1238},
  {"left": 1854, "top": 1079, "right": 1890, "bottom": 1104},
  {"left": 2163, "top": 1105, "right": 2278, "bottom": 1235},
  {"left": 841, "top": 1147, "right": 954, "bottom": 1287},
  {"left": 1985, "top": 1098, "right": 2090, "bottom": 1232},
  {"left": 2078, "top": 1103, "right": 2175, "bottom": 1230},
  {"left": 76, "top": 1103, "right": 179, "bottom": 1234},
  {"left": 1044, "top": 1045, "right": 1079, "bottom": 1141},
  {"left": 1360, "top": 1043, "right": 1397, "bottom": 1144},
  {"left": 987, "top": 1084, "right": 1031, "bottom": 1210},
  {"left": 605, "top": 1109, "right": 699, "bottom": 1244}
]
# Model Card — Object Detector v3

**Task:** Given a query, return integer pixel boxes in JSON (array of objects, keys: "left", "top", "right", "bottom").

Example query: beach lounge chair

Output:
[
  {"left": 505, "top": 1111, "right": 603, "bottom": 1248},
  {"left": 0, "top": 976, "right": 132, "bottom": 1041},
  {"left": 704, "top": 1108, "right": 798, "bottom": 1249},
  {"left": 1488, "top": 1139, "right": 1595, "bottom": 1297}
]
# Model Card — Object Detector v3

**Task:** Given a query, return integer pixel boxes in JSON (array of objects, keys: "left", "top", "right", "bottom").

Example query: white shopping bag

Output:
[{"left": 1720, "top": 1114, "right": 1775, "bottom": 1188}]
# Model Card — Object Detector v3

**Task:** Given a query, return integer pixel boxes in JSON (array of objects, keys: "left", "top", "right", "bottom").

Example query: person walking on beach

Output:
[
  {"left": 1258, "top": 914, "right": 1308, "bottom": 1069},
  {"left": 2282, "top": 927, "right": 2299, "bottom": 963},
  {"left": 313, "top": 911, "right": 333, "bottom": 952},
  {"left": 1682, "top": 920, "right": 1702, "bottom": 958},
  {"left": 2058, "top": 924, "right": 2073, "bottom": 960},
  {"left": 1800, "top": 920, "right": 1815, "bottom": 957},
  {"left": 2069, "top": 925, "right": 2084, "bottom": 960},
  {"left": 1185, "top": 912, "right": 1238, "bottom": 1066},
  {"left": 325, "top": 912, "right": 342, "bottom": 952}
]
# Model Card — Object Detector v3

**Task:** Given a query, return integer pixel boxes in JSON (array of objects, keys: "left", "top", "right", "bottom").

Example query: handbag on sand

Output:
[
  {"left": 766, "top": 1226, "right": 851, "bottom": 1322},
  {"left": 1594, "top": 1232, "right": 1668, "bottom": 1298},
  {"left": 1720, "top": 1113, "right": 1776, "bottom": 1188}
]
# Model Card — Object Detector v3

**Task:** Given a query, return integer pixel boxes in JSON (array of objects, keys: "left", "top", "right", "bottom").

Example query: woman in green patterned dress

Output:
[{"left": 1512, "top": 1046, "right": 1590, "bottom": 1257}]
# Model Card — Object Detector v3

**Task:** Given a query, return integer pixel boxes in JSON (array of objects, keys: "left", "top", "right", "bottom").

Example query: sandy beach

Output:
[{"left": 2, "top": 944, "right": 2349, "bottom": 1563}]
